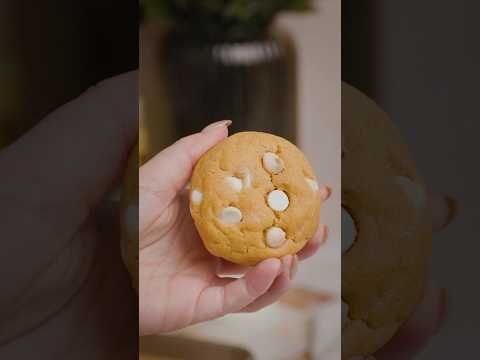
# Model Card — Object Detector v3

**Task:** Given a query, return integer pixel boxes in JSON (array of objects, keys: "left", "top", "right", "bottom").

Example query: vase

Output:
[{"left": 161, "top": 28, "right": 298, "bottom": 144}]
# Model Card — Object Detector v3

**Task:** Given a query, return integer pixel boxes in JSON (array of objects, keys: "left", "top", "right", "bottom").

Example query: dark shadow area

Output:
[
  {"left": 0, "top": 1, "right": 139, "bottom": 359},
  {"left": 342, "top": 0, "right": 480, "bottom": 358}
]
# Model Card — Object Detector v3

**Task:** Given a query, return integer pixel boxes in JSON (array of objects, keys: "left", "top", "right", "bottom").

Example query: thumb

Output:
[{"left": 139, "top": 120, "right": 231, "bottom": 230}]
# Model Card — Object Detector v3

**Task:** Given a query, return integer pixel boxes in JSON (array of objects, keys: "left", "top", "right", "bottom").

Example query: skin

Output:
[
  {"left": 0, "top": 70, "right": 454, "bottom": 358},
  {"left": 0, "top": 72, "right": 138, "bottom": 359},
  {"left": 138, "top": 120, "right": 331, "bottom": 335}
]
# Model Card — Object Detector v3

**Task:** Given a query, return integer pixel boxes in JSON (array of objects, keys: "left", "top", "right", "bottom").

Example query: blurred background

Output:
[
  {"left": 0, "top": 0, "right": 340, "bottom": 358},
  {"left": 140, "top": 0, "right": 340, "bottom": 359},
  {"left": 344, "top": 1, "right": 480, "bottom": 358},
  {"left": 0, "top": 0, "right": 138, "bottom": 149}
]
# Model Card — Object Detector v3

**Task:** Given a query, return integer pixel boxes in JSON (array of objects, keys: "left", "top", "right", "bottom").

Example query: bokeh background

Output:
[
  {"left": 344, "top": 1, "right": 480, "bottom": 358},
  {"left": 0, "top": 0, "right": 137, "bottom": 149}
]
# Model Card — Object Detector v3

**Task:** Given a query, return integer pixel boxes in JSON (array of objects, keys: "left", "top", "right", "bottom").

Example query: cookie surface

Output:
[
  {"left": 341, "top": 83, "right": 432, "bottom": 358},
  {"left": 190, "top": 132, "right": 321, "bottom": 266}
]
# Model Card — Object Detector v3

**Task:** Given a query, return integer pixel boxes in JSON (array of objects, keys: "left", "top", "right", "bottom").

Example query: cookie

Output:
[
  {"left": 189, "top": 131, "right": 321, "bottom": 266},
  {"left": 341, "top": 83, "right": 432, "bottom": 358},
  {"left": 120, "top": 144, "right": 139, "bottom": 291}
]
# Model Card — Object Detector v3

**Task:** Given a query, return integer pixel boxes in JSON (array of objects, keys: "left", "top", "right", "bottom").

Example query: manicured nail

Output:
[
  {"left": 320, "top": 185, "right": 332, "bottom": 201},
  {"left": 290, "top": 255, "right": 299, "bottom": 280},
  {"left": 280, "top": 255, "right": 292, "bottom": 276},
  {"left": 202, "top": 120, "right": 232, "bottom": 133},
  {"left": 444, "top": 195, "right": 459, "bottom": 227},
  {"left": 320, "top": 224, "right": 329, "bottom": 245}
]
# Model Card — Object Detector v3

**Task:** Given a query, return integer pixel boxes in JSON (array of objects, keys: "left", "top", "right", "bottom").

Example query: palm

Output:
[
  {"left": 140, "top": 193, "right": 225, "bottom": 333},
  {"left": 139, "top": 124, "right": 325, "bottom": 336}
]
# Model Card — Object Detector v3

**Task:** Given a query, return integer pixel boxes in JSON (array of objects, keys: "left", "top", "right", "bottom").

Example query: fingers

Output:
[
  {"left": 197, "top": 182, "right": 329, "bottom": 321},
  {"left": 374, "top": 287, "right": 448, "bottom": 360},
  {"left": 193, "top": 258, "right": 281, "bottom": 323},
  {"left": 217, "top": 222, "right": 327, "bottom": 277},
  {"left": 319, "top": 185, "right": 332, "bottom": 202},
  {"left": 216, "top": 259, "right": 250, "bottom": 278},
  {"left": 216, "top": 184, "right": 330, "bottom": 276},
  {"left": 139, "top": 121, "right": 230, "bottom": 229},
  {"left": 0, "top": 71, "right": 138, "bottom": 220},
  {"left": 239, "top": 255, "right": 297, "bottom": 313},
  {"left": 297, "top": 184, "right": 331, "bottom": 260},
  {"left": 428, "top": 191, "right": 459, "bottom": 231},
  {"left": 297, "top": 224, "right": 329, "bottom": 260},
  {"left": 141, "top": 119, "right": 230, "bottom": 197}
]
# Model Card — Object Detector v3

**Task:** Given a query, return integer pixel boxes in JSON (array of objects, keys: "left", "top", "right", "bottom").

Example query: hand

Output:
[
  {"left": 0, "top": 72, "right": 138, "bottom": 359},
  {"left": 350, "top": 192, "right": 457, "bottom": 360},
  {"left": 138, "top": 120, "right": 331, "bottom": 335}
]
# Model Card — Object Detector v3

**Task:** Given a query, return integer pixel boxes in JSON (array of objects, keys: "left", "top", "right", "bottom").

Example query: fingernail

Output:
[
  {"left": 290, "top": 255, "right": 299, "bottom": 280},
  {"left": 202, "top": 120, "right": 232, "bottom": 133},
  {"left": 280, "top": 255, "right": 291, "bottom": 275},
  {"left": 444, "top": 195, "right": 459, "bottom": 226},
  {"left": 434, "top": 288, "right": 449, "bottom": 334},
  {"left": 320, "top": 186, "right": 332, "bottom": 201},
  {"left": 320, "top": 225, "right": 329, "bottom": 245}
]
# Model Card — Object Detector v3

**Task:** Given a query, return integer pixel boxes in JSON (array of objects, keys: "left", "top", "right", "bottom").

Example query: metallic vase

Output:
[{"left": 162, "top": 29, "right": 298, "bottom": 144}]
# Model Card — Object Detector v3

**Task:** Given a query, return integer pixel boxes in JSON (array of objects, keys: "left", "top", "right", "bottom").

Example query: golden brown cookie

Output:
[
  {"left": 120, "top": 144, "right": 139, "bottom": 291},
  {"left": 189, "top": 131, "right": 321, "bottom": 266},
  {"left": 341, "top": 83, "right": 432, "bottom": 358}
]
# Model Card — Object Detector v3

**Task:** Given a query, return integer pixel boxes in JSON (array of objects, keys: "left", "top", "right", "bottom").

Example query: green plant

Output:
[{"left": 142, "top": 0, "right": 313, "bottom": 40}]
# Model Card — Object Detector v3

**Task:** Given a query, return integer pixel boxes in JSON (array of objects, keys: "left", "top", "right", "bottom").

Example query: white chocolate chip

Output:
[
  {"left": 267, "top": 190, "right": 289, "bottom": 212},
  {"left": 225, "top": 176, "right": 243, "bottom": 192},
  {"left": 265, "top": 227, "right": 287, "bottom": 248},
  {"left": 262, "top": 152, "right": 284, "bottom": 174},
  {"left": 341, "top": 208, "right": 356, "bottom": 253},
  {"left": 219, "top": 206, "right": 242, "bottom": 225},
  {"left": 341, "top": 301, "right": 349, "bottom": 326},
  {"left": 191, "top": 189, "right": 203, "bottom": 204},
  {"left": 242, "top": 168, "right": 252, "bottom": 188},
  {"left": 305, "top": 178, "right": 319, "bottom": 192},
  {"left": 396, "top": 176, "right": 426, "bottom": 210}
]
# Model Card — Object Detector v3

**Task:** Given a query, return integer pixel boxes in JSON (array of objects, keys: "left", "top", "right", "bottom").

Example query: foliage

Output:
[{"left": 142, "top": 0, "right": 313, "bottom": 40}]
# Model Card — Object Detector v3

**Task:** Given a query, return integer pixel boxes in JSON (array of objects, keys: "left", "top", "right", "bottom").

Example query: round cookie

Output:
[
  {"left": 119, "top": 144, "right": 139, "bottom": 291},
  {"left": 189, "top": 131, "right": 321, "bottom": 266},
  {"left": 341, "top": 83, "right": 432, "bottom": 358}
]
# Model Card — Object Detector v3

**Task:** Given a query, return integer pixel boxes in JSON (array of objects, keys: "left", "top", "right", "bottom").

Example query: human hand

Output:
[
  {"left": 350, "top": 192, "right": 457, "bottom": 360},
  {"left": 0, "top": 72, "right": 138, "bottom": 359},
  {"left": 138, "top": 121, "right": 331, "bottom": 335}
]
